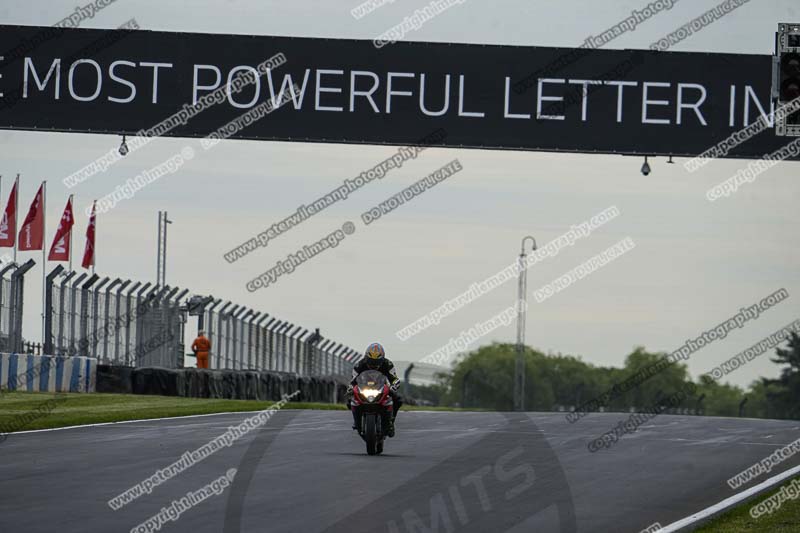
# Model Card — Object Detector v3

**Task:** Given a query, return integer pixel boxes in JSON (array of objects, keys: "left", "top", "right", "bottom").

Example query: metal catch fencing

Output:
[
  {"left": 44, "top": 265, "right": 186, "bottom": 367},
  {"left": 0, "top": 259, "right": 35, "bottom": 353},
  {"left": 44, "top": 267, "right": 358, "bottom": 377},
  {"left": 193, "top": 298, "right": 360, "bottom": 376}
]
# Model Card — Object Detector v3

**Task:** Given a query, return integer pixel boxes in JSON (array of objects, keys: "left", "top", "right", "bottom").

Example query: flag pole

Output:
[
  {"left": 41, "top": 180, "right": 47, "bottom": 344},
  {"left": 13, "top": 174, "right": 19, "bottom": 264},
  {"left": 92, "top": 200, "right": 96, "bottom": 275},
  {"left": 68, "top": 194, "right": 74, "bottom": 272}
]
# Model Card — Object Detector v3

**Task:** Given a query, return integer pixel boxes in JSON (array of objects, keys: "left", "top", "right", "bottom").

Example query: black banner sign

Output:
[{"left": 0, "top": 24, "right": 795, "bottom": 160}]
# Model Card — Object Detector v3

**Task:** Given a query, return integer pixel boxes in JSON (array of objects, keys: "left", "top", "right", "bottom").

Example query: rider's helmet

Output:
[{"left": 365, "top": 342, "right": 385, "bottom": 368}]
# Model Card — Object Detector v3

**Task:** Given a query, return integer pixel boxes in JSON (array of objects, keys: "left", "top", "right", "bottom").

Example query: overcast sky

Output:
[{"left": 0, "top": 0, "right": 798, "bottom": 389}]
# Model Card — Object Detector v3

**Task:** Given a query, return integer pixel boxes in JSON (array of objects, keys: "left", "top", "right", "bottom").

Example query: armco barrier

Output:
[
  {"left": 98, "top": 366, "right": 348, "bottom": 403},
  {"left": 0, "top": 352, "right": 97, "bottom": 393}
]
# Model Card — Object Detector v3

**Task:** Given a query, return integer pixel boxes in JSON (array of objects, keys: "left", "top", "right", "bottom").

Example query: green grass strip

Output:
[
  {"left": 0, "top": 391, "right": 475, "bottom": 433},
  {"left": 694, "top": 475, "right": 800, "bottom": 532}
]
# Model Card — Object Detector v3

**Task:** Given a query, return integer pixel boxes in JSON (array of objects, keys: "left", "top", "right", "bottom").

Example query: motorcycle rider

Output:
[{"left": 348, "top": 342, "right": 402, "bottom": 437}]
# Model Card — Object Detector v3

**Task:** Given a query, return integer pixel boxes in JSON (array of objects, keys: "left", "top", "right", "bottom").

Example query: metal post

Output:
[
  {"left": 90, "top": 277, "right": 110, "bottom": 358},
  {"left": 111, "top": 278, "right": 131, "bottom": 363},
  {"left": 281, "top": 323, "right": 293, "bottom": 372},
  {"left": 10, "top": 260, "right": 35, "bottom": 353},
  {"left": 332, "top": 343, "right": 344, "bottom": 376},
  {"left": 347, "top": 349, "right": 358, "bottom": 377},
  {"left": 225, "top": 304, "right": 240, "bottom": 369},
  {"left": 334, "top": 345, "right": 346, "bottom": 377},
  {"left": 404, "top": 363, "right": 415, "bottom": 399},
  {"left": 162, "top": 212, "right": 171, "bottom": 287},
  {"left": 56, "top": 270, "right": 76, "bottom": 355},
  {"left": 296, "top": 329, "right": 309, "bottom": 376},
  {"left": 256, "top": 314, "right": 270, "bottom": 371},
  {"left": 239, "top": 309, "right": 255, "bottom": 370},
  {"left": 0, "top": 263, "right": 17, "bottom": 351},
  {"left": 68, "top": 273, "right": 87, "bottom": 355},
  {"left": 12, "top": 174, "right": 19, "bottom": 264},
  {"left": 318, "top": 339, "right": 330, "bottom": 375},
  {"left": 164, "top": 287, "right": 182, "bottom": 367},
  {"left": 78, "top": 274, "right": 99, "bottom": 355},
  {"left": 340, "top": 349, "right": 350, "bottom": 377},
  {"left": 290, "top": 325, "right": 303, "bottom": 374},
  {"left": 265, "top": 318, "right": 278, "bottom": 370},
  {"left": 231, "top": 306, "right": 246, "bottom": 370},
  {"left": 112, "top": 279, "right": 131, "bottom": 364},
  {"left": 207, "top": 299, "right": 223, "bottom": 369},
  {"left": 41, "top": 180, "right": 47, "bottom": 344},
  {"left": 156, "top": 212, "right": 172, "bottom": 287},
  {"left": 347, "top": 349, "right": 358, "bottom": 376},
  {"left": 231, "top": 307, "right": 240, "bottom": 370},
  {"left": 245, "top": 310, "right": 259, "bottom": 370},
  {"left": 515, "top": 236, "right": 537, "bottom": 412},
  {"left": 101, "top": 279, "right": 121, "bottom": 363},
  {"left": 305, "top": 328, "right": 321, "bottom": 375},
  {"left": 292, "top": 327, "right": 303, "bottom": 375},
  {"left": 122, "top": 281, "right": 140, "bottom": 364},
  {"left": 217, "top": 302, "right": 232, "bottom": 369},
  {"left": 43, "top": 265, "right": 64, "bottom": 354},
  {"left": 129, "top": 282, "right": 150, "bottom": 366},
  {"left": 156, "top": 212, "right": 162, "bottom": 286}
]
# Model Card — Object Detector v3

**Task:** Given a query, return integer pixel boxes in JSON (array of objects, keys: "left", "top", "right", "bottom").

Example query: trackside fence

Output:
[
  {"left": 44, "top": 267, "right": 358, "bottom": 377},
  {"left": 0, "top": 259, "right": 35, "bottom": 353}
]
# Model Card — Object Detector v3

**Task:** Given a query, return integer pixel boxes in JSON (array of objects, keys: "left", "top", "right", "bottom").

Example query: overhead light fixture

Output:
[
  {"left": 119, "top": 135, "right": 129, "bottom": 156},
  {"left": 641, "top": 156, "right": 651, "bottom": 176}
]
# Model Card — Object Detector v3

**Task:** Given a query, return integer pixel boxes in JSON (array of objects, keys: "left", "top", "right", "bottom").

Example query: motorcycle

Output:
[{"left": 350, "top": 370, "right": 394, "bottom": 455}]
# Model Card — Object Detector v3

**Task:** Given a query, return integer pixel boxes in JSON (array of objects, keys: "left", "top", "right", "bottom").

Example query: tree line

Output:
[{"left": 407, "top": 333, "right": 800, "bottom": 420}]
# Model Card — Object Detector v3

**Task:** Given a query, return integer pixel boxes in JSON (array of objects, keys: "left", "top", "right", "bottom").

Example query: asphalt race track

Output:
[{"left": 1, "top": 410, "right": 798, "bottom": 533}]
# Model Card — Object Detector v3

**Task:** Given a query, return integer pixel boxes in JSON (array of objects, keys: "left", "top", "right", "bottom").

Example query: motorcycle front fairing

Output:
[
  {"left": 351, "top": 370, "right": 393, "bottom": 432},
  {"left": 352, "top": 370, "right": 392, "bottom": 407}
]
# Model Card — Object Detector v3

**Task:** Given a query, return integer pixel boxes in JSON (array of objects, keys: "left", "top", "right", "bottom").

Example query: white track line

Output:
[
  {"left": 658, "top": 463, "right": 800, "bottom": 532},
  {"left": 4, "top": 408, "right": 457, "bottom": 437},
  {"left": 6, "top": 409, "right": 279, "bottom": 436}
]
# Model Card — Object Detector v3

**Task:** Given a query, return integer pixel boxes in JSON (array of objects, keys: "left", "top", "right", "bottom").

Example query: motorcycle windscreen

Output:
[{"left": 355, "top": 370, "right": 388, "bottom": 391}]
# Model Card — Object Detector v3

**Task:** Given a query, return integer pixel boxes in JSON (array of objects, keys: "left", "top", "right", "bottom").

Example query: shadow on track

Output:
[{"left": 223, "top": 411, "right": 576, "bottom": 533}]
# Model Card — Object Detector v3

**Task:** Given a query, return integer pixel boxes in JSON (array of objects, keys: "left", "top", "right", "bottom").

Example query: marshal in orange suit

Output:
[{"left": 192, "top": 331, "right": 211, "bottom": 369}]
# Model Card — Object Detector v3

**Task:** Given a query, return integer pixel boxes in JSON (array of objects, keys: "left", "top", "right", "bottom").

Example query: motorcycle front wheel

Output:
[{"left": 364, "top": 414, "right": 378, "bottom": 455}]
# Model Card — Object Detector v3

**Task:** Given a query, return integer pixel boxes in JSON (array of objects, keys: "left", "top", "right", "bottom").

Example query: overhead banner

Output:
[{"left": 0, "top": 24, "right": 795, "bottom": 160}]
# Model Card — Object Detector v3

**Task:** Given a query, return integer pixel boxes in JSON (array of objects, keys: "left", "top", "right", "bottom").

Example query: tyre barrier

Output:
[{"left": 97, "top": 365, "right": 349, "bottom": 403}]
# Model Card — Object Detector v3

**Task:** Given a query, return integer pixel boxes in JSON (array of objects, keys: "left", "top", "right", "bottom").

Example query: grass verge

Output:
[
  {"left": 0, "top": 391, "right": 474, "bottom": 433},
  {"left": 694, "top": 475, "right": 800, "bottom": 532}
]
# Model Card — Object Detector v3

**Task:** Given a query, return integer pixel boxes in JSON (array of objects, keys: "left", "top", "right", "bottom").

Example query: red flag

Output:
[
  {"left": 0, "top": 179, "right": 17, "bottom": 248},
  {"left": 48, "top": 197, "right": 74, "bottom": 261},
  {"left": 82, "top": 201, "right": 96, "bottom": 269},
  {"left": 18, "top": 183, "right": 44, "bottom": 251}
]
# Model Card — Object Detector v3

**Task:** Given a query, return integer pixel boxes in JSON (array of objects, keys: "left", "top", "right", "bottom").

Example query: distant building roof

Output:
[{"left": 393, "top": 361, "right": 449, "bottom": 386}]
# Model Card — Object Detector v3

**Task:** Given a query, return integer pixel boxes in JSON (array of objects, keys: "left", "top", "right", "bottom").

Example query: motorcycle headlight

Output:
[{"left": 359, "top": 388, "right": 380, "bottom": 401}]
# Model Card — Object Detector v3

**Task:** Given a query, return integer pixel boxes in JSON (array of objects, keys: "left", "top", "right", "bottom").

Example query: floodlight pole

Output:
[
  {"left": 514, "top": 236, "right": 537, "bottom": 412},
  {"left": 156, "top": 211, "right": 172, "bottom": 287}
]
